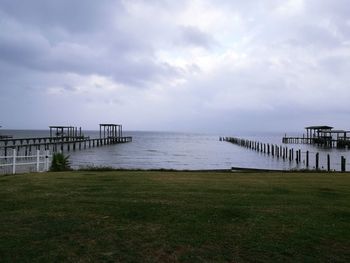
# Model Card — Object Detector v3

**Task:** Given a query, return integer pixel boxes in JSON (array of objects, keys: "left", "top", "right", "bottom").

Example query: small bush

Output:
[{"left": 50, "top": 153, "right": 71, "bottom": 172}]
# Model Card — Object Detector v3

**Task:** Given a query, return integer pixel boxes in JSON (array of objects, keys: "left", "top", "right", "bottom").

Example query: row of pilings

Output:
[{"left": 220, "top": 137, "right": 347, "bottom": 172}]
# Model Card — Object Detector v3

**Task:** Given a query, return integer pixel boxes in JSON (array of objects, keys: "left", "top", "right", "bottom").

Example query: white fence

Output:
[{"left": 0, "top": 149, "right": 51, "bottom": 175}]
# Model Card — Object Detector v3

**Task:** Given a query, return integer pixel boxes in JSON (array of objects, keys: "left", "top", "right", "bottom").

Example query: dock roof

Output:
[
  {"left": 305, "top": 125, "right": 333, "bottom": 130},
  {"left": 49, "top": 126, "right": 75, "bottom": 128}
]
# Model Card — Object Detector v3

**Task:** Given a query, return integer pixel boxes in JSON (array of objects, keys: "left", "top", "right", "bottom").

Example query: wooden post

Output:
[
  {"left": 104, "top": 126, "right": 106, "bottom": 141},
  {"left": 289, "top": 149, "right": 292, "bottom": 162},
  {"left": 341, "top": 156, "right": 346, "bottom": 172},
  {"left": 296, "top": 150, "right": 299, "bottom": 164},
  {"left": 316, "top": 153, "right": 319, "bottom": 170},
  {"left": 344, "top": 157, "right": 347, "bottom": 172},
  {"left": 306, "top": 151, "right": 309, "bottom": 167},
  {"left": 327, "top": 154, "right": 330, "bottom": 172}
]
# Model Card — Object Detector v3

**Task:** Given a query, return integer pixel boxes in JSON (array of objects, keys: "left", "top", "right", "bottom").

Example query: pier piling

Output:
[
  {"left": 327, "top": 154, "right": 330, "bottom": 172},
  {"left": 341, "top": 156, "right": 346, "bottom": 172}
]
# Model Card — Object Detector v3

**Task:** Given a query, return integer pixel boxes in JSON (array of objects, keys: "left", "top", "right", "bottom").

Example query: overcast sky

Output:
[{"left": 1, "top": 0, "right": 350, "bottom": 133}]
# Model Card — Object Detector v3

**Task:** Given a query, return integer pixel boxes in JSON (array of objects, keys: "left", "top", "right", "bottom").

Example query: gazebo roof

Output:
[
  {"left": 49, "top": 126, "right": 75, "bottom": 128},
  {"left": 305, "top": 125, "right": 333, "bottom": 130}
]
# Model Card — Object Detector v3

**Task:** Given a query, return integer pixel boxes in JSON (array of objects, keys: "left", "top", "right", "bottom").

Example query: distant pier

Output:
[
  {"left": 282, "top": 125, "right": 350, "bottom": 148},
  {"left": 0, "top": 125, "right": 12, "bottom": 140},
  {"left": 0, "top": 124, "right": 132, "bottom": 156}
]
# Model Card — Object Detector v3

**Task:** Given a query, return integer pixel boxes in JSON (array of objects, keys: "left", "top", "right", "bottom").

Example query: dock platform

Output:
[{"left": 0, "top": 124, "right": 132, "bottom": 156}]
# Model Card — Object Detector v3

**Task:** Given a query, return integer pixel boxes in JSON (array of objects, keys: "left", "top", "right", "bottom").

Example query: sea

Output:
[{"left": 1, "top": 130, "right": 349, "bottom": 171}]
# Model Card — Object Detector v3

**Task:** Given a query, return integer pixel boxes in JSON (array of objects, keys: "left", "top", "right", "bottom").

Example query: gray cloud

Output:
[
  {"left": 1, "top": 0, "right": 350, "bottom": 132},
  {"left": 176, "top": 26, "right": 216, "bottom": 49},
  {"left": 0, "top": 0, "right": 122, "bottom": 33},
  {"left": 0, "top": 0, "right": 184, "bottom": 86}
]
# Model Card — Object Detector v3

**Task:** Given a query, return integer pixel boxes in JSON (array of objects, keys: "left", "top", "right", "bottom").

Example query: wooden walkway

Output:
[
  {"left": 282, "top": 137, "right": 312, "bottom": 144},
  {"left": 282, "top": 136, "right": 350, "bottom": 148},
  {"left": 0, "top": 136, "right": 132, "bottom": 156},
  {"left": 0, "top": 124, "right": 132, "bottom": 156}
]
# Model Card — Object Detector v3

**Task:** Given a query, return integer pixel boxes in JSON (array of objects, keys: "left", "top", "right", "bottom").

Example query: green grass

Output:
[{"left": 1, "top": 171, "right": 350, "bottom": 262}]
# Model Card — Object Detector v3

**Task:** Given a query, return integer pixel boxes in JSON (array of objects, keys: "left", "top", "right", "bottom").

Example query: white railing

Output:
[{"left": 0, "top": 149, "right": 51, "bottom": 175}]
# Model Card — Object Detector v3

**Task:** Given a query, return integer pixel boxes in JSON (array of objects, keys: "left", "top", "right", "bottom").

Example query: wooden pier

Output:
[
  {"left": 221, "top": 136, "right": 347, "bottom": 172},
  {"left": 0, "top": 124, "right": 132, "bottom": 156},
  {"left": 0, "top": 125, "right": 12, "bottom": 140},
  {"left": 282, "top": 125, "right": 350, "bottom": 148}
]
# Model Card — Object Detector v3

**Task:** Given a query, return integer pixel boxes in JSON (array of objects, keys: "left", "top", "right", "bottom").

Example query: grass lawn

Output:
[{"left": 1, "top": 171, "right": 350, "bottom": 262}]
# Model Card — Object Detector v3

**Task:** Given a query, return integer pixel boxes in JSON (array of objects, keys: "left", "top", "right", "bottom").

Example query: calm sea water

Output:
[{"left": 1, "top": 130, "right": 349, "bottom": 171}]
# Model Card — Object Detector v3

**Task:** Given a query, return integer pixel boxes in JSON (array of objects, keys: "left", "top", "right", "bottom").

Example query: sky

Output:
[{"left": 1, "top": 0, "right": 350, "bottom": 133}]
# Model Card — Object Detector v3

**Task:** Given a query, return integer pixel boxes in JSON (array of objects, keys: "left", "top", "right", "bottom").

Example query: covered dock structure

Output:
[
  {"left": 283, "top": 125, "right": 350, "bottom": 148},
  {"left": 305, "top": 125, "right": 333, "bottom": 141},
  {"left": 49, "top": 126, "right": 84, "bottom": 140},
  {"left": 99, "top": 124, "right": 123, "bottom": 139}
]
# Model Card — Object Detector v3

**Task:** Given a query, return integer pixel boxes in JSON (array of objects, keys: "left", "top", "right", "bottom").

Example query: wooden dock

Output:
[
  {"left": 0, "top": 124, "right": 132, "bottom": 156},
  {"left": 282, "top": 125, "right": 350, "bottom": 148},
  {"left": 0, "top": 125, "right": 12, "bottom": 139}
]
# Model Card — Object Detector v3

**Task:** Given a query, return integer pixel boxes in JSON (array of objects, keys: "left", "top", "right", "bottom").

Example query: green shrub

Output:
[{"left": 50, "top": 152, "right": 71, "bottom": 172}]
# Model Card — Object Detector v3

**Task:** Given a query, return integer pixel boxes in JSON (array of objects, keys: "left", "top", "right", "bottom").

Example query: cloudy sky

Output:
[{"left": 1, "top": 0, "right": 350, "bottom": 133}]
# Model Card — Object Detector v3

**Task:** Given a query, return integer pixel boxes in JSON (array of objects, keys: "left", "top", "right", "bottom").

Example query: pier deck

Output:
[{"left": 0, "top": 124, "right": 132, "bottom": 156}]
